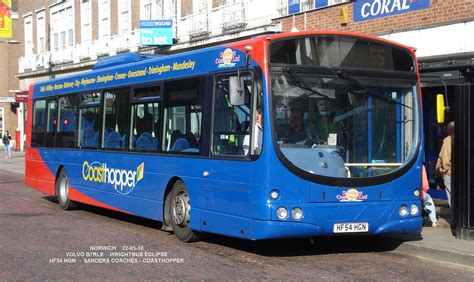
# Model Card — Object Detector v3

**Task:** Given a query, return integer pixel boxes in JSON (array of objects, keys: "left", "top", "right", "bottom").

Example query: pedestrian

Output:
[
  {"left": 2, "top": 130, "right": 12, "bottom": 159},
  {"left": 422, "top": 165, "right": 439, "bottom": 227},
  {"left": 436, "top": 121, "right": 454, "bottom": 207}
]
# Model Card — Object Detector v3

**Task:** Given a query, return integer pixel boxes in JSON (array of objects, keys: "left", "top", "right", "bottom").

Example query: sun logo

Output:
[
  {"left": 222, "top": 48, "right": 234, "bottom": 65},
  {"left": 345, "top": 189, "right": 360, "bottom": 201},
  {"left": 336, "top": 188, "right": 368, "bottom": 202},
  {"left": 136, "top": 163, "right": 144, "bottom": 183},
  {"left": 216, "top": 48, "right": 240, "bottom": 68}
]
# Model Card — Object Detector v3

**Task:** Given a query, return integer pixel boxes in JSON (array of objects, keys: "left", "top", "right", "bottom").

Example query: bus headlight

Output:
[
  {"left": 413, "top": 189, "right": 420, "bottom": 197},
  {"left": 410, "top": 204, "right": 419, "bottom": 216},
  {"left": 276, "top": 207, "right": 288, "bottom": 220},
  {"left": 291, "top": 208, "right": 303, "bottom": 220},
  {"left": 399, "top": 205, "right": 408, "bottom": 217},
  {"left": 270, "top": 190, "right": 279, "bottom": 200}
]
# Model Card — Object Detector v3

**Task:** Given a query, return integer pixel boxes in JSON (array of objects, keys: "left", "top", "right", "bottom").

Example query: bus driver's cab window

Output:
[{"left": 213, "top": 72, "right": 262, "bottom": 157}]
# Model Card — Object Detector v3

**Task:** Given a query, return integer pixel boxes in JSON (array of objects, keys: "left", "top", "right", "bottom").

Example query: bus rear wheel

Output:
[
  {"left": 169, "top": 181, "right": 198, "bottom": 242},
  {"left": 56, "top": 169, "right": 76, "bottom": 210}
]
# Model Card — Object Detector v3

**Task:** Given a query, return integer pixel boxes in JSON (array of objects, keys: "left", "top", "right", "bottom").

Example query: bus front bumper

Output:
[
  {"left": 248, "top": 217, "right": 422, "bottom": 240},
  {"left": 248, "top": 201, "right": 423, "bottom": 240}
]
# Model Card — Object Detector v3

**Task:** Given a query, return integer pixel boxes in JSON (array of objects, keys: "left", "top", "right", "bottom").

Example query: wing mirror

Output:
[{"left": 229, "top": 76, "right": 246, "bottom": 106}]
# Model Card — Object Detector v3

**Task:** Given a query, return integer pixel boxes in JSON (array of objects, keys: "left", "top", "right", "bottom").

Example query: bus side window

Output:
[
  {"left": 46, "top": 99, "right": 57, "bottom": 148},
  {"left": 212, "top": 73, "right": 251, "bottom": 157},
  {"left": 78, "top": 92, "right": 101, "bottom": 149},
  {"left": 32, "top": 99, "right": 47, "bottom": 147},
  {"left": 57, "top": 95, "right": 78, "bottom": 148},
  {"left": 101, "top": 88, "right": 129, "bottom": 150},
  {"left": 130, "top": 102, "right": 160, "bottom": 152},
  {"left": 130, "top": 85, "right": 161, "bottom": 152},
  {"left": 251, "top": 72, "right": 264, "bottom": 156},
  {"left": 162, "top": 78, "right": 202, "bottom": 154}
]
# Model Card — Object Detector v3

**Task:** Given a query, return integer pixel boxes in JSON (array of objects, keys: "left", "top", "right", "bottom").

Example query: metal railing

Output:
[
  {"left": 220, "top": 1, "right": 247, "bottom": 34},
  {"left": 186, "top": 10, "right": 210, "bottom": 41},
  {"left": 19, "top": 30, "right": 140, "bottom": 73}
]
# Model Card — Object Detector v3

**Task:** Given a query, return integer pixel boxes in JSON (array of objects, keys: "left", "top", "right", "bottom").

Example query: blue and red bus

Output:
[{"left": 26, "top": 31, "right": 423, "bottom": 242}]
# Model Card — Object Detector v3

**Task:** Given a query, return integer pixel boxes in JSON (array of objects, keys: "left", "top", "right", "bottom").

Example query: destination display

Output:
[{"left": 38, "top": 60, "right": 196, "bottom": 94}]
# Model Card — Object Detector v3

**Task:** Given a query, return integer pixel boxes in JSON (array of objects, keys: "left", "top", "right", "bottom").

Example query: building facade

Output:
[{"left": 0, "top": 0, "right": 21, "bottom": 144}]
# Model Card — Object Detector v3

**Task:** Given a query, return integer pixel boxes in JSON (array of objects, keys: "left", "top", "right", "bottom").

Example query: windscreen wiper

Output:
[
  {"left": 283, "top": 67, "right": 332, "bottom": 100},
  {"left": 335, "top": 70, "right": 412, "bottom": 109}
]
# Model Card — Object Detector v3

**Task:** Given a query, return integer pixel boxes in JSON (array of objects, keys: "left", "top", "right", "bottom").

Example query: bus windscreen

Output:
[{"left": 270, "top": 36, "right": 419, "bottom": 179}]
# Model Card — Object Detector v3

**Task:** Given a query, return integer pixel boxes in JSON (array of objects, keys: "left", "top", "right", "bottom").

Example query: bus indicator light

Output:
[
  {"left": 270, "top": 190, "right": 279, "bottom": 200},
  {"left": 413, "top": 189, "right": 420, "bottom": 197}
]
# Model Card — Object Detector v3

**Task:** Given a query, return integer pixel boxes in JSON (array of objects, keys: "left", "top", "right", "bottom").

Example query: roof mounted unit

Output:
[{"left": 92, "top": 53, "right": 161, "bottom": 70}]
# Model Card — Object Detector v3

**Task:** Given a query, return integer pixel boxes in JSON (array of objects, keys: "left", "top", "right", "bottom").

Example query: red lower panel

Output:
[
  {"left": 25, "top": 177, "right": 55, "bottom": 196},
  {"left": 68, "top": 186, "right": 132, "bottom": 215},
  {"left": 25, "top": 148, "right": 56, "bottom": 195}
]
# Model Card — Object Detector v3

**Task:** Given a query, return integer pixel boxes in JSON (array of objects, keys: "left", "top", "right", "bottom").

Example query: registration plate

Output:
[{"left": 333, "top": 222, "right": 369, "bottom": 233}]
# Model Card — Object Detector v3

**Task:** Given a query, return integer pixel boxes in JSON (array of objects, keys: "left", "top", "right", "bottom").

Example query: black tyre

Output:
[
  {"left": 161, "top": 189, "right": 173, "bottom": 232},
  {"left": 169, "top": 181, "right": 198, "bottom": 242},
  {"left": 56, "top": 169, "right": 76, "bottom": 210}
]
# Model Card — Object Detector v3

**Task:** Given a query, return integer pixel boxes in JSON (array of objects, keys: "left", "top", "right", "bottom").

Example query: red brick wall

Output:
[
  {"left": 131, "top": 0, "right": 140, "bottom": 30},
  {"left": 212, "top": 0, "right": 225, "bottom": 8},
  {"left": 110, "top": 0, "right": 118, "bottom": 36},
  {"left": 75, "top": 0, "right": 81, "bottom": 43},
  {"left": 91, "top": 0, "right": 98, "bottom": 40},
  {"left": 278, "top": 0, "right": 474, "bottom": 35},
  {"left": 181, "top": 0, "right": 193, "bottom": 17}
]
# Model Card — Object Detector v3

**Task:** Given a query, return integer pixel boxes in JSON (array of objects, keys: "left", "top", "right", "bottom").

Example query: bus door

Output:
[{"left": 198, "top": 72, "right": 257, "bottom": 238}]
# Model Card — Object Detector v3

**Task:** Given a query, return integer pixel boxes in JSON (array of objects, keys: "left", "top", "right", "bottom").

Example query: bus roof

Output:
[{"left": 33, "top": 30, "right": 415, "bottom": 98}]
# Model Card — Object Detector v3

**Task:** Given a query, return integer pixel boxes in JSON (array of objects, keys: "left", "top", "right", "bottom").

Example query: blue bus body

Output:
[{"left": 26, "top": 31, "right": 423, "bottom": 240}]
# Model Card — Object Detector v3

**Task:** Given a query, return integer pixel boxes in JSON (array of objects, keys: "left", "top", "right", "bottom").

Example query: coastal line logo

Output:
[
  {"left": 82, "top": 161, "right": 144, "bottom": 195},
  {"left": 215, "top": 48, "right": 240, "bottom": 68},
  {"left": 336, "top": 188, "right": 368, "bottom": 202}
]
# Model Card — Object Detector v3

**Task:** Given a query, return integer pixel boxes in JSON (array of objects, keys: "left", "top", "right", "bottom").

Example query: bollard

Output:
[{"left": 15, "top": 130, "right": 20, "bottom": 151}]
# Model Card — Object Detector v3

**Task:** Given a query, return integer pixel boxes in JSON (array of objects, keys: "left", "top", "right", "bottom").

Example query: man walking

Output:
[{"left": 436, "top": 121, "right": 454, "bottom": 207}]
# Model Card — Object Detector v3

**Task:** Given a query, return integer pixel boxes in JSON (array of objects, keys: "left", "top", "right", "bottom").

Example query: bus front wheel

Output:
[
  {"left": 55, "top": 169, "right": 76, "bottom": 210},
  {"left": 169, "top": 181, "right": 198, "bottom": 242}
]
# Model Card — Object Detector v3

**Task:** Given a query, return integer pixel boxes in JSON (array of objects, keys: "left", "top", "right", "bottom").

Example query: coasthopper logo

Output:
[{"left": 82, "top": 161, "right": 144, "bottom": 195}]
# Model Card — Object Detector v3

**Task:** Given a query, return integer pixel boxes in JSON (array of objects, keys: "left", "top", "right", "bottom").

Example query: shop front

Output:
[{"left": 420, "top": 54, "right": 474, "bottom": 240}]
